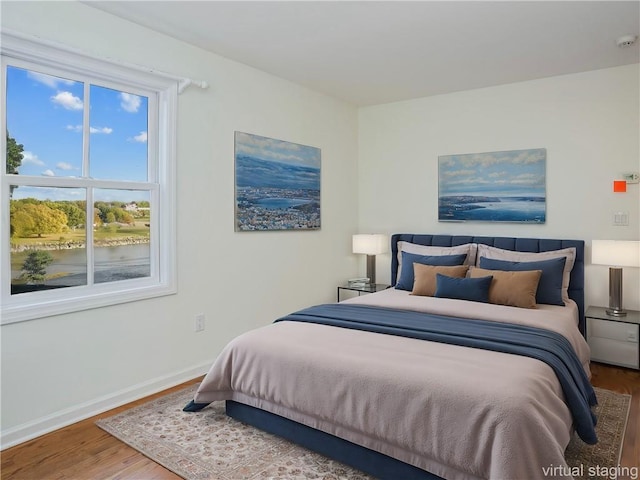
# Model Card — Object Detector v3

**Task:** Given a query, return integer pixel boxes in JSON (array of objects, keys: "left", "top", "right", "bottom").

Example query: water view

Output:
[
  {"left": 439, "top": 196, "right": 546, "bottom": 222},
  {"left": 256, "top": 197, "right": 313, "bottom": 210},
  {"left": 11, "top": 244, "right": 150, "bottom": 290}
]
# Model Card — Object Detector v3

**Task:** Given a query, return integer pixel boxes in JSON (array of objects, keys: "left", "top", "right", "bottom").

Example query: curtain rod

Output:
[{"left": 2, "top": 29, "right": 209, "bottom": 94}]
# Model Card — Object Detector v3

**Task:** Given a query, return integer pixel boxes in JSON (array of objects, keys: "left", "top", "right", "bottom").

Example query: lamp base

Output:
[
  {"left": 366, "top": 254, "right": 376, "bottom": 286},
  {"left": 607, "top": 267, "right": 625, "bottom": 317}
]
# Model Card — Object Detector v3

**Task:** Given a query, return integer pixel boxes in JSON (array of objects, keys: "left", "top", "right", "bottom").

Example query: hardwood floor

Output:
[
  {"left": 2, "top": 364, "right": 639, "bottom": 480},
  {"left": 1, "top": 379, "right": 201, "bottom": 480}
]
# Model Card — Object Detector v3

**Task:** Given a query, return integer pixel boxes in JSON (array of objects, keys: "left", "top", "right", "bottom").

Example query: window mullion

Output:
[
  {"left": 150, "top": 185, "right": 159, "bottom": 278},
  {"left": 1, "top": 58, "right": 9, "bottom": 303},
  {"left": 1, "top": 57, "right": 7, "bottom": 176},
  {"left": 147, "top": 93, "right": 158, "bottom": 182},
  {"left": 86, "top": 186, "right": 94, "bottom": 287},
  {"left": 82, "top": 82, "right": 90, "bottom": 177},
  {"left": 83, "top": 84, "right": 94, "bottom": 286}
]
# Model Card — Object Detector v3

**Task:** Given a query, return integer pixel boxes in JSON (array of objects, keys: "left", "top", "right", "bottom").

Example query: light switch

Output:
[{"left": 613, "top": 212, "right": 629, "bottom": 226}]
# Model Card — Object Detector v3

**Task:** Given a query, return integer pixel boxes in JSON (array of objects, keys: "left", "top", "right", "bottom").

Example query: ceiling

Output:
[{"left": 85, "top": 1, "right": 640, "bottom": 106}]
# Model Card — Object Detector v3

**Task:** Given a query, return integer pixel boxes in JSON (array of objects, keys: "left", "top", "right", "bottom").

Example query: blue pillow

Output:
[
  {"left": 478, "top": 256, "right": 567, "bottom": 306},
  {"left": 434, "top": 274, "right": 493, "bottom": 303},
  {"left": 395, "top": 252, "right": 467, "bottom": 291}
]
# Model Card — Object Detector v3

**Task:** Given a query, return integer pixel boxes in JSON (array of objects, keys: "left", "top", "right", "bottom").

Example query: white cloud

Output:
[
  {"left": 132, "top": 131, "right": 147, "bottom": 143},
  {"left": 446, "top": 177, "right": 491, "bottom": 186},
  {"left": 90, "top": 126, "right": 113, "bottom": 134},
  {"left": 509, "top": 173, "right": 544, "bottom": 185},
  {"left": 442, "top": 169, "right": 476, "bottom": 178},
  {"left": 56, "top": 162, "right": 74, "bottom": 171},
  {"left": 439, "top": 158, "right": 454, "bottom": 168},
  {"left": 511, "top": 150, "right": 545, "bottom": 165},
  {"left": 119, "top": 92, "right": 141, "bottom": 113},
  {"left": 11, "top": 186, "right": 84, "bottom": 201},
  {"left": 28, "top": 71, "right": 75, "bottom": 89},
  {"left": 455, "top": 150, "right": 545, "bottom": 168},
  {"left": 66, "top": 125, "right": 113, "bottom": 134},
  {"left": 42, "top": 169, "right": 55, "bottom": 177},
  {"left": 22, "top": 151, "right": 46, "bottom": 166},
  {"left": 51, "top": 91, "right": 83, "bottom": 110},
  {"left": 460, "top": 154, "right": 500, "bottom": 168}
]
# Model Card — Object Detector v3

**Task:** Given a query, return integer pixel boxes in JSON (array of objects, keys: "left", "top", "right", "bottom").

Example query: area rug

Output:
[{"left": 96, "top": 386, "right": 631, "bottom": 480}]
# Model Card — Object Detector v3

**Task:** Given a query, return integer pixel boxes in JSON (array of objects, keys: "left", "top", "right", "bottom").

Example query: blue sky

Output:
[
  {"left": 7, "top": 66, "right": 149, "bottom": 202},
  {"left": 438, "top": 148, "right": 546, "bottom": 197}
]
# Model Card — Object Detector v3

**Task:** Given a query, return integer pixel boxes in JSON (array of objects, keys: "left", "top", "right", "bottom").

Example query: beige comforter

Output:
[{"left": 193, "top": 289, "right": 592, "bottom": 480}]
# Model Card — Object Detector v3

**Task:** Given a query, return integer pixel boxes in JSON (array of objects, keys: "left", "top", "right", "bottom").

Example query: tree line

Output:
[{"left": 10, "top": 198, "right": 148, "bottom": 239}]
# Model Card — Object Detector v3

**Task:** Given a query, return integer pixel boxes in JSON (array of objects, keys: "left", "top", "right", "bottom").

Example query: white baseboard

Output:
[{"left": 0, "top": 360, "right": 213, "bottom": 450}]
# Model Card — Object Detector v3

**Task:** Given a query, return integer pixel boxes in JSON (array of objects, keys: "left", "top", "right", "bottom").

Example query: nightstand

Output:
[
  {"left": 337, "top": 284, "right": 389, "bottom": 302},
  {"left": 586, "top": 306, "right": 639, "bottom": 370}
]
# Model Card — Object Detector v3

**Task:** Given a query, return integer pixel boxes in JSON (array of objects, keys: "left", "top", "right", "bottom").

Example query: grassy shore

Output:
[{"left": 10, "top": 221, "right": 149, "bottom": 248}]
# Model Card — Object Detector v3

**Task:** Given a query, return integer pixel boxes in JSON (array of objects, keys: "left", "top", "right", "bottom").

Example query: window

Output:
[{"left": 1, "top": 33, "right": 177, "bottom": 324}]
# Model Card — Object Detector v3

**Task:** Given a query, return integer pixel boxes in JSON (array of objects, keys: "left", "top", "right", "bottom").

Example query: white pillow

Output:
[
  {"left": 475, "top": 244, "right": 576, "bottom": 304},
  {"left": 396, "top": 241, "right": 477, "bottom": 282}
]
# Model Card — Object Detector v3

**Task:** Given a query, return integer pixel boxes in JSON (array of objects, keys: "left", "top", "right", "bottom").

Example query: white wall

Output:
[
  {"left": 0, "top": 1, "right": 359, "bottom": 446},
  {"left": 358, "top": 65, "right": 640, "bottom": 310}
]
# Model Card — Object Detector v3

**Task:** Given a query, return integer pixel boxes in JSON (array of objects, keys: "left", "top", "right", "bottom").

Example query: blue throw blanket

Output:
[{"left": 276, "top": 303, "right": 598, "bottom": 444}]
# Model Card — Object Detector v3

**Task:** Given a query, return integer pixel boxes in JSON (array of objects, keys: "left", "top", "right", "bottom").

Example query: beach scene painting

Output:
[
  {"left": 438, "top": 148, "right": 546, "bottom": 223},
  {"left": 235, "top": 132, "right": 321, "bottom": 231}
]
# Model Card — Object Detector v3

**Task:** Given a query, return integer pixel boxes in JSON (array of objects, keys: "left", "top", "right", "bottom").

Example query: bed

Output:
[{"left": 185, "top": 234, "right": 594, "bottom": 480}]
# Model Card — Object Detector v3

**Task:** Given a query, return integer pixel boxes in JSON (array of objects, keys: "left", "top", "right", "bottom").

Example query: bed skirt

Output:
[{"left": 225, "top": 400, "right": 442, "bottom": 480}]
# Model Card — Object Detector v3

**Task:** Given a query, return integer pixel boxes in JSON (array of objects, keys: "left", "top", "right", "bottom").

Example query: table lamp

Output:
[
  {"left": 592, "top": 240, "right": 640, "bottom": 316},
  {"left": 352, "top": 234, "right": 387, "bottom": 285}
]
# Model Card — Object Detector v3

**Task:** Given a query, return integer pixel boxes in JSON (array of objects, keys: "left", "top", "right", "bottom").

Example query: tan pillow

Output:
[
  {"left": 411, "top": 264, "right": 469, "bottom": 297},
  {"left": 469, "top": 267, "right": 542, "bottom": 309}
]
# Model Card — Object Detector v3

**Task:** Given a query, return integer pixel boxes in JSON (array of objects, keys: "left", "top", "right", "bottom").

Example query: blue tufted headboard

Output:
[{"left": 391, "top": 234, "right": 586, "bottom": 336}]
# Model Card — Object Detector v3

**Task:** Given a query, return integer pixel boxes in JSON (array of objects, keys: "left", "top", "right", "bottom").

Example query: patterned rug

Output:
[{"left": 96, "top": 386, "right": 631, "bottom": 480}]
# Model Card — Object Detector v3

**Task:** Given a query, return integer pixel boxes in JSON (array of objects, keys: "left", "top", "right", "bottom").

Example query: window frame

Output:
[{"left": 1, "top": 32, "right": 177, "bottom": 324}]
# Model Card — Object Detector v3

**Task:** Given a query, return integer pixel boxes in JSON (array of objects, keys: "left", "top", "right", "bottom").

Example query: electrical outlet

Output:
[
  {"left": 195, "top": 313, "right": 205, "bottom": 332},
  {"left": 622, "top": 172, "right": 640, "bottom": 184}
]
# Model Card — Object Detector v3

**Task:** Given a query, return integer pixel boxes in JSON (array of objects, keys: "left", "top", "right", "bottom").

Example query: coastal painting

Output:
[
  {"left": 235, "top": 132, "right": 321, "bottom": 231},
  {"left": 438, "top": 148, "right": 546, "bottom": 223}
]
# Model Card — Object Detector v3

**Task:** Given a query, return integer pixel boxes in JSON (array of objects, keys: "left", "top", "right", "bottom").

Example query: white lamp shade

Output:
[
  {"left": 352, "top": 234, "right": 387, "bottom": 255},
  {"left": 592, "top": 240, "right": 640, "bottom": 267}
]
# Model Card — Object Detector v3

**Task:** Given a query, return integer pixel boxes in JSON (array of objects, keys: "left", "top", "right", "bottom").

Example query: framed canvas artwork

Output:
[
  {"left": 235, "top": 132, "right": 321, "bottom": 231},
  {"left": 438, "top": 148, "right": 546, "bottom": 223}
]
